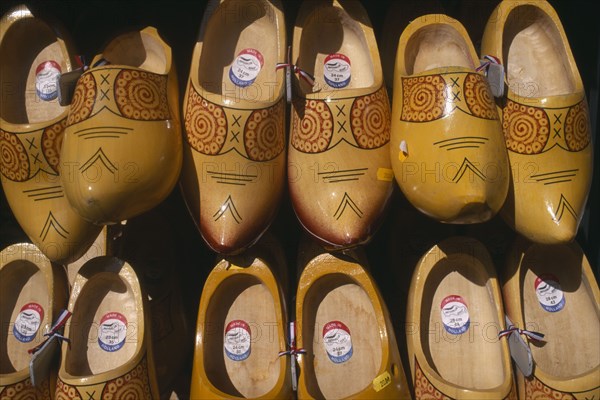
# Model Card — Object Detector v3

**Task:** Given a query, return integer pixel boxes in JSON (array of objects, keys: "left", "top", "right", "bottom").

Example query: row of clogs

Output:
[
  {"left": 1, "top": 0, "right": 593, "bottom": 267},
  {"left": 1, "top": 235, "right": 598, "bottom": 399}
]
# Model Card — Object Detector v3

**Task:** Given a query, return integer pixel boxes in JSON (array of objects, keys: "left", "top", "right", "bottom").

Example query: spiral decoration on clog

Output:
[
  {"left": 185, "top": 89, "right": 228, "bottom": 155},
  {"left": 503, "top": 100, "right": 550, "bottom": 155},
  {"left": 291, "top": 99, "right": 334, "bottom": 153},
  {"left": 0, "top": 378, "right": 51, "bottom": 400},
  {"left": 101, "top": 357, "right": 152, "bottom": 400},
  {"left": 565, "top": 101, "right": 591, "bottom": 152},
  {"left": 0, "top": 129, "right": 29, "bottom": 182},
  {"left": 524, "top": 376, "right": 575, "bottom": 400},
  {"left": 464, "top": 73, "right": 497, "bottom": 120},
  {"left": 67, "top": 73, "right": 97, "bottom": 126},
  {"left": 414, "top": 360, "right": 451, "bottom": 400},
  {"left": 244, "top": 99, "right": 285, "bottom": 161},
  {"left": 41, "top": 118, "right": 67, "bottom": 174},
  {"left": 55, "top": 379, "right": 82, "bottom": 400},
  {"left": 351, "top": 87, "right": 390, "bottom": 149},
  {"left": 115, "top": 70, "right": 170, "bottom": 121},
  {"left": 401, "top": 75, "right": 446, "bottom": 122}
]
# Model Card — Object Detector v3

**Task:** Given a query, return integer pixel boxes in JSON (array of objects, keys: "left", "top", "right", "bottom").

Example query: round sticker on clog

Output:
[
  {"left": 35, "top": 61, "right": 62, "bottom": 101},
  {"left": 224, "top": 320, "right": 251, "bottom": 361},
  {"left": 98, "top": 312, "right": 127, "bottom": 352},
  {"left": 323, "top": 321, "right": 353, "bottom": 364},
  {"left": 535, "top": 274, "right": 565, "bottom": 313},
  {"left": 324, "top": 54, "right": 351, "bottom": 88},
  {"left": 441, "top": 295, "right": 470, "bottom": 335},
  {"left": 13, "top": 303, "right": 44, "bottom": 343},
  {"left": 229, "top": 49, "right": 264, "bottom": 87}
]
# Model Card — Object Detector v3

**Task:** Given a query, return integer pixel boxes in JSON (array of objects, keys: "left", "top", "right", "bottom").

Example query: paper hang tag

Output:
[
  {"left": 29, "top": 334, "right": 60, "bottom": 387},
  {"left": 481, "top": 60, "right": 505, "bottom": 98},
  {"left": 58, "top": 69, "right": 84, "bottom": 106},
  {"left": 285, "top": 63, "right": 293, "bottom": 104},
  {"left": 505, "top": 316, "right": 534, "bottom": 377}
]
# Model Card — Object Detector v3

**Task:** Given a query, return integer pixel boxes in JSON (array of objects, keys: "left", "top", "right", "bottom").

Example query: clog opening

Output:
[
  {"left": 301, "top": 273, "right": 382, "bottom": 400},
  {"left": 503, "top": 5, "right": 576, "bottom": 97},
  {"left": 0, "top": 260, "right": 49, "bottom": 373},
  {"left": 297, "top": 5, "right": 375, "bottom": 94},
  {"left": 419, "top": 253, "right": 506, "bottom": 390},
  {"left": 520, "top": 244, "right": 599, "bottom": 378},
  {"left": 103, "top": 31, "right": 168, "bottom": 74},
  {"left": 0, "top": 17, "right": 67, "bottom": 124},
  {"left": 203, "top": 273, "right": 280, "bottom": 398},
  {"left": 65, "top": 272, "right": 140, "bottom": 376},
  {"left": 404, "top": 23, "right": 474, "bottom": 75},
  {"left": 198, "top": 0, "right": 281, "bottom": 101}
]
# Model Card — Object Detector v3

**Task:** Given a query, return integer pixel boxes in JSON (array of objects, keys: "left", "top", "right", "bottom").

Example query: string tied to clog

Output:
[
  {"left": 28, "top": 309, "right": 72, "bottom": 355},
  {"left": 498, "top": 325, "right": 545, "bottom": 342},
  {"left": 477, "top": 55, "right": 504, "bottom": 98},
  {"left": 278, "top": 321, "right": 306, "bottom": 391},
  {"left": 277, "top": 46, "right": 315, "bottom": 103}
]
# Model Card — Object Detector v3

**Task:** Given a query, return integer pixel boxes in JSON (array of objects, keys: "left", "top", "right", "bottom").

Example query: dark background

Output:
[{"left": 1, "top": 1, "right": 598, "bottom": 398}]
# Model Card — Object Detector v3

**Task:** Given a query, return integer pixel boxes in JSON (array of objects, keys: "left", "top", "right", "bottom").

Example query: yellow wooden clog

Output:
[
  {"left": 181, "top": 0, "right": 287, "bottom": 254},
  {"left": 503, "top": 238, "right": 599, "bottom": 399},
  {"left": 288, "top": 0, "right": 394, "bottom": 250},
  {"left": 390, "top": 14, "right": 510, "bottom": 224},
  {"left": 190, "top": 234, "right": 292, "bottom": 399},
  {"left": 406, "top": 237, "right": 516, "bottom": 399},
  {"left": 0, "top": 5, "right": 102, "bottom": 263},
  {"left": 481, "top": 0, "right": 593, "bottom": 244},
  {"left": 60, "top": 26, "right": 182, "bottom": 225},
  {"left": 0, "top": 243, "right": 69, "bottom": 399},
  {"left": 55, "top": 257, "right": 159, "bottom": 399},
  {"left": 295, "top": 239, "right": 411, "bottom": 399}
]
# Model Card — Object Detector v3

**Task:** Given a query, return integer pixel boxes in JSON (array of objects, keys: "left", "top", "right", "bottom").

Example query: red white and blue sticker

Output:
[
  {"left": 441, "top": 295, "right": 470, "bottom": 335},
  {"left": 323, "top": 321, "right": 353, "bottom": 364},
  {"left": 98, "top": 312, "right": 127, "bottom": 352},
  {"left": 224, "top": 320, "right": 251, "bottom": 361},
  {"left": 35, "top": 61, "right": 61, "bottom": 101},
  {"left": 229, "top": 49, "right": 264, "bottom": 88},
  {"left": 535, "top": 274, "right": 565, "bottom": 313},
  {"left": 324, "top": 54, "right": 351, "bottom": 89},
  {"left": 13, "top": 303, "right": 44, "bottom": 343}
]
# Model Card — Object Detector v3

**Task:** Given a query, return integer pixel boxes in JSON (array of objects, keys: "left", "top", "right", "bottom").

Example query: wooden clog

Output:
[
  {"left": 503, "top": 238, "right": 599, "bottom": 399},
  {"left": 0, "top": 5, "right": 102, "bottom": 263},
  {"left": 55, "top": 256, "right": 159, "bottom": 399},
  {"left": 390, "top": 14, "right": 510, "bottom": 224},
  {"left": 190, "top": 234, "right": 292, "bottom": 399},
  {"left": 406, "top": 237, "right": 516, "bottom": 399},
  {"left": 295, "top": 239, "right": 411, "bottom": 399},
  {"left": 481, "top": 0, "right": 593, "bottom": 244},
  {"left": 60, "top": 26, "right": 182, "bottom": 225},
  {"left": 0, "top": 243, "right": 69, "bottom": 399},
  {"left": 181, "top": 0, "right": 287, "bottom": 254},
  {"left": 288, "top": 0, "right": 394, "bottom": 249}
]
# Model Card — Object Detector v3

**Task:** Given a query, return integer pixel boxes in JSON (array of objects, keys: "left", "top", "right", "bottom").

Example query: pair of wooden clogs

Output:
[
  {"left": 0, "top": 243, "right": 160, "bottom": 399},
  {"left": 390, "top": 0, "right": 593, "bottom": 244},
  {"left": 190, "top": 234, "right": 411, "bottom": 399},
  {"left": 0, "top": 5, "right": 181, "bottom": 263},
  {"left": 406, "top": 236, "right": 599, "bottom": 399},
  {"left": 181, "top": 0, "right": 395, "bottom": 254}
]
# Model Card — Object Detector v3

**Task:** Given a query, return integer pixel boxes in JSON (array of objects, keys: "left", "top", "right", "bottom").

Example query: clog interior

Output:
[
  {"left": 0, "top": 16, "right": 66, "bottom": 124},
  {"left": 203, "top": 268, "right": 281, "bottom": 398},
  {"left": 297, "top": 4, "right": 375, "bottom": 94},
  {"left": 302, "top": 271, "right": 382, "bottom": 400},
  {"left": 404, "top": 23, "right": 474, "bottom": 74},
  {"left": 521, "top": 245, "right": 599, "bottom": 378},
  {"left": 503, "top": 5, "right": 576, "bottom": 98},
  {"left": 198, "top": 0, "right": 280, "bottom": 100},
  {"left": 420, "top": 254, "right": 506, "bottom": 390},
  {"left": 65, "top": 272, "right": 139, "bottom": 376},
  {"left": 102, "top": 30, "right": 168, "bottom": 74},
  {"left": 0, "top": 260, "right": 49, "bottom": 373}
]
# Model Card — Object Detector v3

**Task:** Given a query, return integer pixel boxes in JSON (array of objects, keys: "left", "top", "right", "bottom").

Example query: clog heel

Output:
[
  {"left": 288, "top": 0, "right": 394, "bottom": 249},
  {"left": 0, "top": 5, "right": 102, "bottom": 263},
  {"left": 60, "top": 26, "right": 182, "bottom": 225},
  {"left": 481, "top": 0, "right": 593, "bottom": 244},
  {"left": 295, "top": 239, "right": 411, "bottom": 399},
  {"left": 390, "top": 14, "right": 509, "bottom": 224},
  {"left": 55, "top": 257, "right": 159, "bottom": 399},
  {"left": 181, "top": 0, "right": 287, "bottom": 254},
  {"left": 0, "top": 243, "right": 69, "bottom": 398},
  {"left": 406, "top": 237, "right": 516, "bottom": 399}
]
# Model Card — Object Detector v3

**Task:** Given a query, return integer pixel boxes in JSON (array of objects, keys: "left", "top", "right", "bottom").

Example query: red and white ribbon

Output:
[
  {"left": 28, "top": 310, "right": 72, "bottom": 355},
  {"left": 498, "top": 326, "right": 545, "bottom": 342},
  {"left": 476, "top": 55, "right": 502, "bottom": 73}
]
